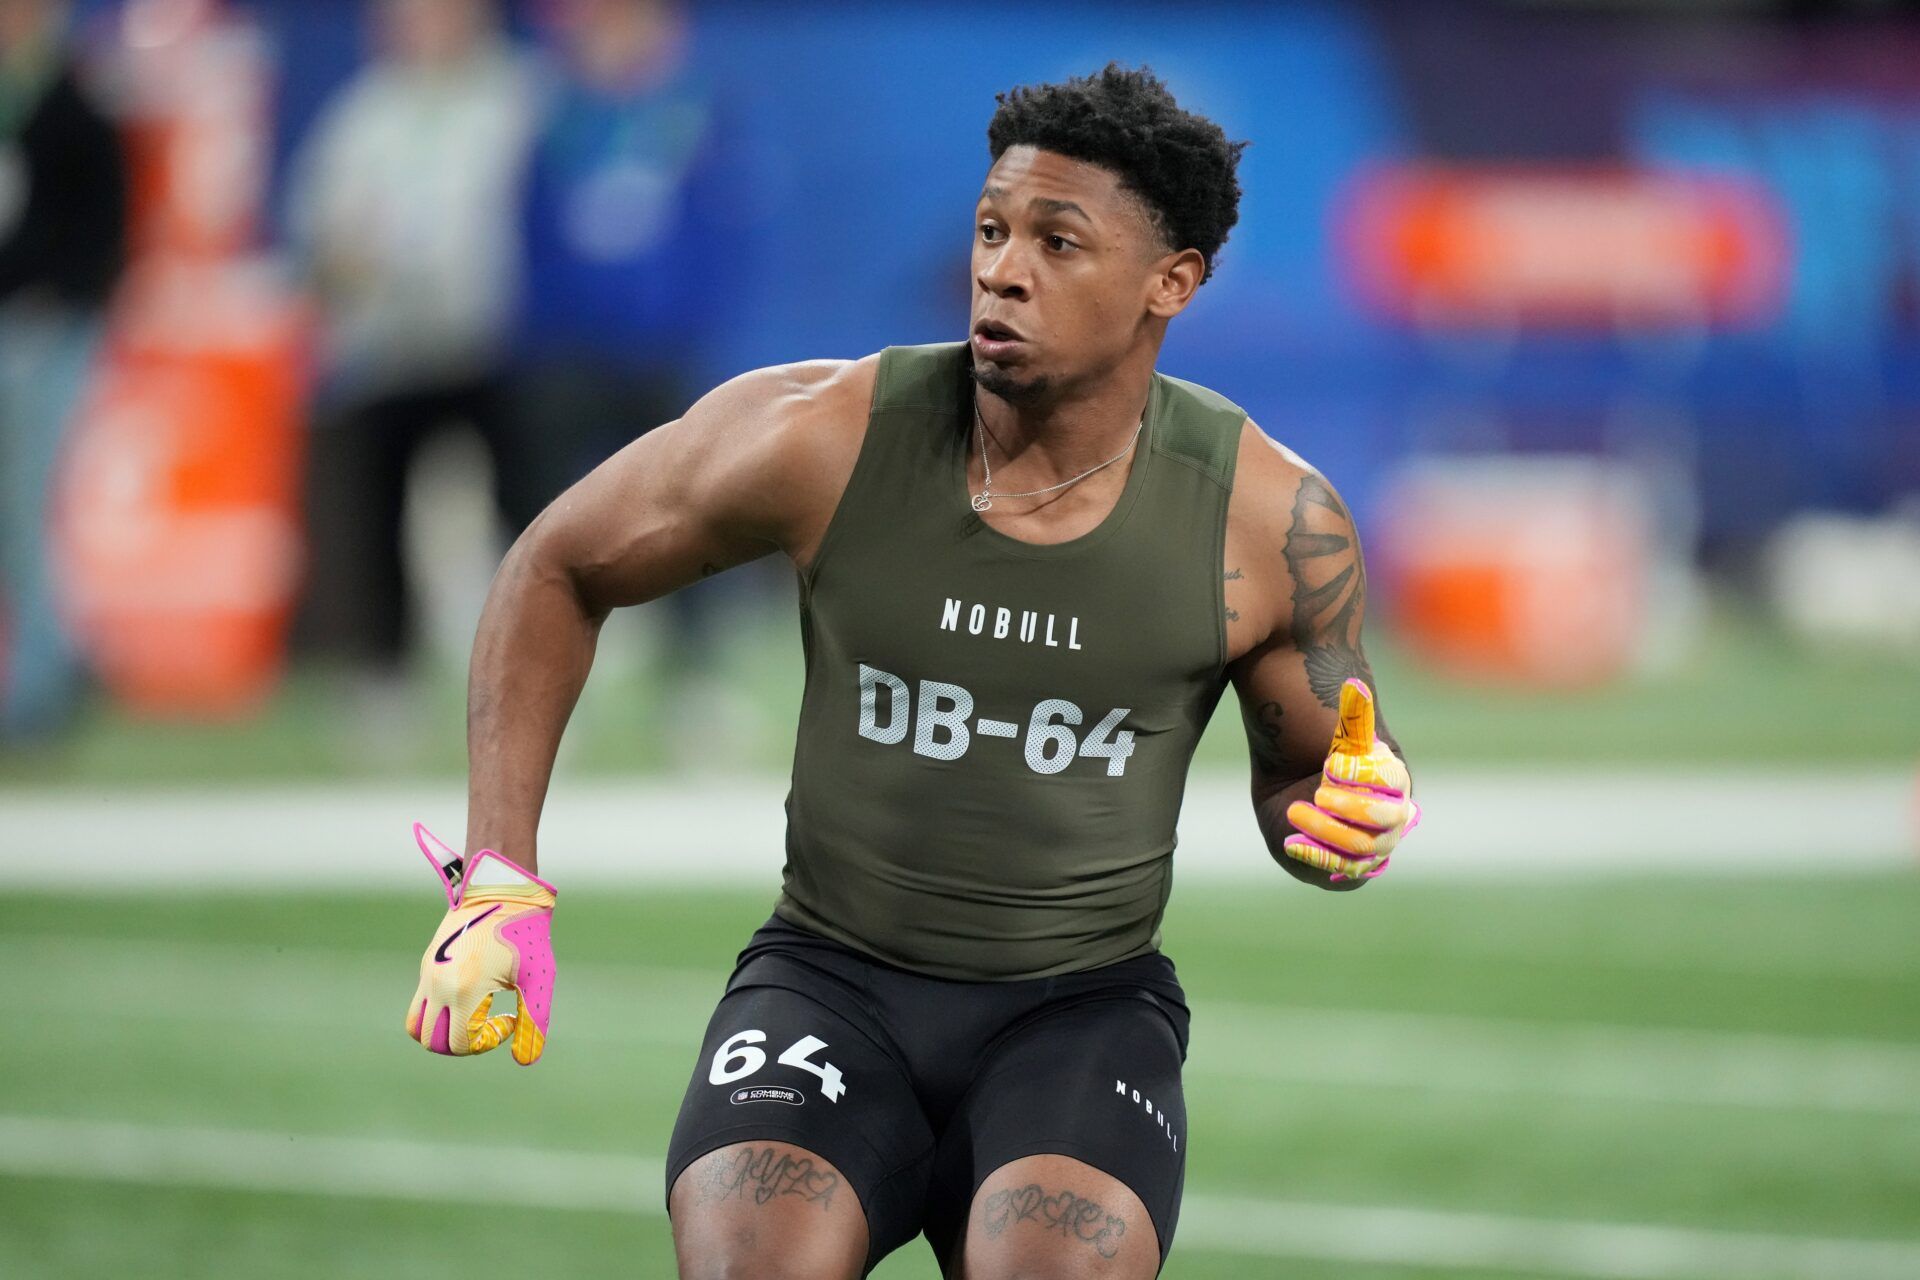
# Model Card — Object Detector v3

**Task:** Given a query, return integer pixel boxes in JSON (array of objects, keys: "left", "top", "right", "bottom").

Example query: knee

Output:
[
  {"left": 670, "top": 1141, "right": 868, "bottom": 1280},
  {"left": 960, "top": 1220, "right": 1156, "bottom": 1280},
  {"left": 676, "top": 1265, "right": 753, "bottom": 1280},
  {"left": 676, "top": 1225, "right": 865, "bottom": 1280},
  {"left": 980, "top": 1266, "right": 1130, "bottom": 1280},
  {"left": 680, "top": 1258, "right": 854, "bottom": 1280}
]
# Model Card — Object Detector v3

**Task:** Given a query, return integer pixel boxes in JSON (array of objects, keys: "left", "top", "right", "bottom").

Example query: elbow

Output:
[{"left": 493, "top": 514, "right": 606, "bottom": 626}]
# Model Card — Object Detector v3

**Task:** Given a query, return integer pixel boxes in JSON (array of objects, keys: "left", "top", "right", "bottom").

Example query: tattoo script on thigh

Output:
[
  {"left": 980, "top": 1182, "right": 1129, "bottom": 1259},
  {"left": 699, "top": 1146, "right": 840, "bottom": 1211}
]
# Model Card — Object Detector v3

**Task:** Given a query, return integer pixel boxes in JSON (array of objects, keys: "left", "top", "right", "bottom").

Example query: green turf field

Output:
[{"left": 5, "top": 876, "right": 1917, "bottom": 1278}]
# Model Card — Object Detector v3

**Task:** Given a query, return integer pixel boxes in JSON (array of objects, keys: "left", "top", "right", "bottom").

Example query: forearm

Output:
[
  {"left": 1254, "top": 775, "right": 1369, "bottom": 892},
  {"left": 464, "top": 530, "right": 604, "bottom": 871}
]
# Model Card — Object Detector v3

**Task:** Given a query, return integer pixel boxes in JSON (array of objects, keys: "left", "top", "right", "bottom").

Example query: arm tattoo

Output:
[
  {"left": 1285, "top": 475, "right": 1381, "bottom": 710},
  {"left": 1243, "top": 699, "right": 1286, "bottom": 774},
  {"left": 697, "top": 1146, "right": 839, "bottom": 1211},
  {"left": 1303, "top": 644, "right": 1379, "bottom": 708},
  {"left": 981, "top": 1183, "right": 1128, "bottom": 1259}
]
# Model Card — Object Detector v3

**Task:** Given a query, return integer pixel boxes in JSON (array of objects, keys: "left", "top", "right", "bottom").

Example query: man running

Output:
[{"left": 405, "top": 63, "right": 1419, "bottom": 1280}]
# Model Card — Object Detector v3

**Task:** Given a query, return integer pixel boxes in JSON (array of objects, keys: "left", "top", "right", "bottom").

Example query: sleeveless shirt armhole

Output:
[
  {"left": 797, "top": 348, "right": 907, "bottom": 598},
  {"left": 1211, "top": 416, "right": 1243, "bottom": 674},
  {"left": 1143, "top": 372, "right": 1244, "bottom": 675}
]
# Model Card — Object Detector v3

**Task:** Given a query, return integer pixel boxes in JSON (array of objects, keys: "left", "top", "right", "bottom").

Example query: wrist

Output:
[
  {"left": 460, "top": 883, "right": 557, "bottom": 910},
  {"left": 457, "top": 848, "right": 558, "bottom": 908}
]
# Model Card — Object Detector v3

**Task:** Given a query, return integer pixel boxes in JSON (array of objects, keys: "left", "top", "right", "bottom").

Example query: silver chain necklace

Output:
[{"left": 971, "top": 395, "right": 1145, "bottom": 512}]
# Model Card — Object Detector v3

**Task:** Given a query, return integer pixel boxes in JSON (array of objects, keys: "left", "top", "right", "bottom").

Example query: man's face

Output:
[{"left": 969, "top": 145, "right": 1174, "bottom": 406}]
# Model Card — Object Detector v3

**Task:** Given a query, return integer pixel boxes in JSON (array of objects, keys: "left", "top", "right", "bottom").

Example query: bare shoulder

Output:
[
  {"left": 1227, "top": 417, "right": 1318, "bottom": 544},
  {"left": 678, "top": 354, "right": 880, "bottom": 566},
  {"left": 685, "top": 354, "right": 877, "bottom": 468},
  {"left": 1221, "top": 418, "right": 1363, "bottom": 661},
  {"left": 699, "top": 354, "right": 878, "bottom": 420}
]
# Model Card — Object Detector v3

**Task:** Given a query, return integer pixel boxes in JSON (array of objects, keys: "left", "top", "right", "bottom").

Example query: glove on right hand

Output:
[{"left": 403, "top": 823, "right": 558, "bottom": 1065}]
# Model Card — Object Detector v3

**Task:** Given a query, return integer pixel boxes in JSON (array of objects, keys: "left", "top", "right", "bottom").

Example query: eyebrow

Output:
[{"left": 979, "top": 185, "right": 1094, "bottom": 224}]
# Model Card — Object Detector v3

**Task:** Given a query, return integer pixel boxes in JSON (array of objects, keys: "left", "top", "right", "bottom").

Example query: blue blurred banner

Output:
[{"left": 84, "top": 0, "right": 1920, "bottom": 550}]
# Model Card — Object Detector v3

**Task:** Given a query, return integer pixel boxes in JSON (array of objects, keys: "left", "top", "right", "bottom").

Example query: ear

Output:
[{"left": 1145, "top": 247, "right": 1207, "bottom": 320}]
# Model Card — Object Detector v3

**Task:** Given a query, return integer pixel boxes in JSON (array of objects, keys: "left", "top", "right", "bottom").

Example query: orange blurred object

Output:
[
  {"left": 52, "top": 0, "right": 309, "bottom": 716},
  {"left": 1374, "top": 458, "right": 1655, "bottom": 687},
  {"left": 57, "top": 266, "right": 307, "bottom": 716},
  {"left": 1342, "top": 164, "right": 1790, "bottom": 331}
]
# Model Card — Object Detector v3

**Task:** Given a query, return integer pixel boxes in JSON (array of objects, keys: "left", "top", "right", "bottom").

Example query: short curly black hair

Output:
[{"left": 987, "top": 63, "right": 1247, "bottom": 284}]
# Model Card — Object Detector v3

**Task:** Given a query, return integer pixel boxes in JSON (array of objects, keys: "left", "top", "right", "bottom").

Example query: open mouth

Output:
[{"left": 974, "top": 320, "right": 1023, "bottom": 343}]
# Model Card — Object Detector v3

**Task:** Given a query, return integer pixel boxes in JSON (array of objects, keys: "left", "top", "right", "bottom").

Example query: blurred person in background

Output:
[
  {"left": 0, "top": 0, "right": 125, "bottom": 744},
  {"left": 288, "top": 0, "right": 535, "bottom": 686},
  {"left": 516, "top": 0, "right": 756, "bottom": 756}
]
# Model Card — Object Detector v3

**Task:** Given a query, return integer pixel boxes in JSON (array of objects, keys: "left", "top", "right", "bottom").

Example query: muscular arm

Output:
[
  {"left": 463, "top": 359, "right": 871, "bottom": 868},
  {"left": 1224, "top": 430, "right": 1405, "bottom": 890}
]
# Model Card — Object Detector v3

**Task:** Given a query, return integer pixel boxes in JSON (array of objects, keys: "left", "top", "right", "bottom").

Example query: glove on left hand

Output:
[{"left": 1282, "top": 679, "right": 1422, "bottom": 883}]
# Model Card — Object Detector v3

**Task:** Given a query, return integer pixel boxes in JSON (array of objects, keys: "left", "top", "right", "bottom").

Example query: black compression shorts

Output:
[{"left": 665, "top": 913, "right": 1192, "bottom": 1275}]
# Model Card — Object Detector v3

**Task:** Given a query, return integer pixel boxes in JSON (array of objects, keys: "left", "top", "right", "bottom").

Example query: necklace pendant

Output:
[{"left": 971, "top": 492, "right": 993, "bottom": 512}]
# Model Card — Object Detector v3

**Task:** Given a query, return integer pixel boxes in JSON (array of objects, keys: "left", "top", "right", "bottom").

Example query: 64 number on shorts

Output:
[{"left": 710, "top": 1029, "right": 847, "bottom": 1102}]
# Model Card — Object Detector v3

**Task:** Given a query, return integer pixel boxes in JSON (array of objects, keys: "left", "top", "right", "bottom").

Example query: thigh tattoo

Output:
[
  {"left": 698, "top": 1146, "right": 841, "bottom": 1211},
  {"left": 980, "top": 1182, "right": 1128, "bottom": 1259}
]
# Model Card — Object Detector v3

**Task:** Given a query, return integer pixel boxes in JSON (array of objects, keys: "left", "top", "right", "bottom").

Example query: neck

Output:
[{"left": 973, "top": 348, "right": 1156, "bottom": 480}]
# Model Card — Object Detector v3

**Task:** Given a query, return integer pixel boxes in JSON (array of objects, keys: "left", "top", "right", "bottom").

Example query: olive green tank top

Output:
[{"left": 775, "top": 342, "right": 1245, "bottom": 980}]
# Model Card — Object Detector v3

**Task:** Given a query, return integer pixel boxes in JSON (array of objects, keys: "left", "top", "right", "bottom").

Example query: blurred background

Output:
[{"left": 2, "top": 0, "right": 1917, "bottom": 1276}]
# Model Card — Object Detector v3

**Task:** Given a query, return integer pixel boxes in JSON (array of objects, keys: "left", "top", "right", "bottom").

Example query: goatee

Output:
[{"left": 970, "top": 362, "right": 1050, "bottom": 407}]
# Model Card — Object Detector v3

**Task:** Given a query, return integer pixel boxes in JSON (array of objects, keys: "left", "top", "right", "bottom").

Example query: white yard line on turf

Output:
[
  {"left": 0, "top": 1114, "right": 662, "bottom": 1213},
  {"left": 1, "top": 1115, "right": 1916, "bottom": 1280},
  {"left": 13, "top": 935, "right": 1920, "bottom": 1118},
  {"left": 2, "top": 769, "right": 1913, "bottom": 887},
  {"left": 1175, "top": 1193, "right": 1920, "bottom": 1280},
  {"left": 1201, "top": 1001, "right": 1920, "bottom": 1118}
]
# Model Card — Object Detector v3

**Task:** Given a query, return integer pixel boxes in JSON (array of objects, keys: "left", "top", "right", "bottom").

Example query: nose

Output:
[{"left": 976, "top": 241, "right": 1030, "bottom": 301}]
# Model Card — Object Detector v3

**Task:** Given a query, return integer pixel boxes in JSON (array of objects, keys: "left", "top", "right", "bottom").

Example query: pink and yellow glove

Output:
[
  {"left": 1283, "top": 679, "right": 1422, "bottom": 883},
  {"left": 403, "top": 823, "right": 558, "bottom": 1065}
]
